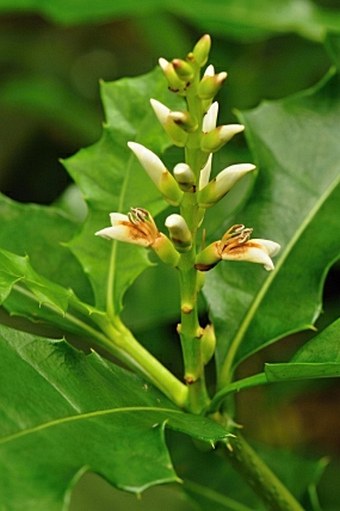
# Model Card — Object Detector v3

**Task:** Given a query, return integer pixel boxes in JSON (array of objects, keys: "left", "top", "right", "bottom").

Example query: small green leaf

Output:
[
  {"left": 204, "top": 70, "right": 340, "bottom": 384},
  {"left": 64, "top": 68, "right": 183, "bottom": 313},
  {"left": 0, "top": 325, "right": 228, "bottom": 510}
]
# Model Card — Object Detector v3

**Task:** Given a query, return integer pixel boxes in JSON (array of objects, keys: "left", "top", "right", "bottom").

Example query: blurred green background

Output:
[{"left": 0, "top": 1, "right": 339, "bottom": 509}]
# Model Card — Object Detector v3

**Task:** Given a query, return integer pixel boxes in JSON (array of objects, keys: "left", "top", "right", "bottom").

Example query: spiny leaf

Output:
[
  {"left": 0, "top": 325, "right": 228, "bottom": 511},
  {"left": 203, "top": 70, "right": 340, "bottom": 383},
  {"left": 63, "top": 68, "right": 183, "bottom": 313}
]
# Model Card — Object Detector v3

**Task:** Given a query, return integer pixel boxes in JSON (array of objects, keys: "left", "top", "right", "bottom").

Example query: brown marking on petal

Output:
[
  {"left": 226, "top": 240, "right": 262, "bottom": 256},
  {"left": 120, "top": 221, "right": 152, "bottom": 245}
]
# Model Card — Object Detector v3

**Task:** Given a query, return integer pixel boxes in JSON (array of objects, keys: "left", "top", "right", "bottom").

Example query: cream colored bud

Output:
[
  {"left": 203, "top": 102, "right": 219, "bottom": 133},
  {"left": 197, "top": 72, "right": 227, "bottom": 100},
  {"left": 158, "top": 57, "right": 186, "bottom": 92},
  {"left": 127, "top": 142, "right": 183, "bottom": 205},
  {"left": 201, "top": 124, "right": 245, "bottom": 153},
  {"left": 169, "top": 111, "right": 198, "bottom": 132},
  {"left": 150, "top": 99, "right": 188, "bottom": 147},
  {"left": 173, "top": 163, "right": 195, "bottom": 191},
  {"left": 198, "top": 163, "right": 256, "bottom": 207},
  {"left": 165, "top": 214, "right": 192, "bottom": 251}
]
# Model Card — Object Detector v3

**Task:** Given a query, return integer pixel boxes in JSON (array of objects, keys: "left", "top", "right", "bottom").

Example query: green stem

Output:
[
  {"left": 102, "top": 320, "right": 188, "bottom": 408},
  {"left": 225, "top": 434, "right": 305, "bottom": 511},
  {"left": 13, "top": 284, "right": 188, "bottom": 409}
]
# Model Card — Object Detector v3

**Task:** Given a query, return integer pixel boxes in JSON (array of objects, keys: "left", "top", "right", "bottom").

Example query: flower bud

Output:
[
  {"left": 198, "top": 154, "right": 213, "bottom": 190},
  {"left": 158, "top": 57, "right": 186, "bottom": 92},
  {"left": 173, "top": 163, "right": 195, "bottom": 191},
  {"left": 172, "top": 58, "right": 195, "bottom": 82},
  {"left": 152, "top": 233, "right": 180, "bottom": 266},
  {"left": 169, "top": 110, "right": 198, "bottom": 132},
  {"left": 127, "top": 142, "right": 183, "bottom": 205},
  {"left": 198, "top": 163, "right": 256, "bottom": 207},
  {"left": 165, "top": 214, "right": 192, "bottom": 251},
  {"left": 201, "top": 324, "right": 216, "bottom": 365},
  {"left": 200, "top": 124, "right": 245, "bottom": 153},
  {"left": 150, "top": 99, "right": 188, "bottom": 147},
  {"left": 192, "top": 34, "right": 211, "bottom": 67},
  {"left": 202, "top": 102, "right": 219, "bottom": 133},
  {"left": 197, "top": 72, "right": 227, "bottom": 100}
]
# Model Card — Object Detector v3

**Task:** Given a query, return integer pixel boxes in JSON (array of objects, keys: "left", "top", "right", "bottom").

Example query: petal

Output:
[
  {"left": 150, "top": 98, "right": 170, "bottom": 125},
  {"left": 203, "top": 101, "right": 219, "bottom": 132},
  {"left": 128, "top": 141, "right": 167, "bottom": 186},
  {"left": 199, "top": 154, "right": 213, "bottom": 190},
  {"left": 251, "top": 239, "right": 281, "bottom": 257},
  {"left": 204, "top": 64, "right": 215, "bottom": 77},
  {"left": 95, "top": 223, "right": 150, "bottom": 247},
  {"left": 221, "top": 243, "right": 276, "bottom": 271},
  {"left": 109, "top": 212, "right": 129, "bottom": 226}
]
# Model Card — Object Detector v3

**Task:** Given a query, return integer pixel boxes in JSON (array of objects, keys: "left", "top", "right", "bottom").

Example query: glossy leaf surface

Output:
[
  {"left": 0, "top": 325, "right": 228, "bottom": 511},
  {"left": 64, "top": 68, "right": 182, "bottom": 313},
  {"left": 203, "top": 70, "right": 340, "bottom": 383}
]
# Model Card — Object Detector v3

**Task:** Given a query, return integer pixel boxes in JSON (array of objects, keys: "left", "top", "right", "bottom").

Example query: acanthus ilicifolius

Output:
[{"left": 95, "top": 34, "right": 280, "bottom": 413}]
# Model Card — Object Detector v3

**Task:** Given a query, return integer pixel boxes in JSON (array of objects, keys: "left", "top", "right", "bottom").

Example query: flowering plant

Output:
[{"left": 0, "top": 34, "right": 339, "bottom": 511}]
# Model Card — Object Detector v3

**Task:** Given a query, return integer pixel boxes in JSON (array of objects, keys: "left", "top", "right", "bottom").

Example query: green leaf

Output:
[
  {"left": 0, "top": 325, "right": 228, "bottom": 510},
  {"left": 63, "top": 68, "right": 183, "bottom": 313},
  {"left": 203, "top": 70, "right": 340, "bottom": 384},
  {"left": 265, "top": 318, "right": 340, "bottom": 381},
  {"left": 0, "top": 193, "right": 92, "bottom": 303}
]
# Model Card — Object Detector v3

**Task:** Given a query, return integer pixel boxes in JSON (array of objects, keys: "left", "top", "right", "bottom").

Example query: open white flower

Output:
[
  {"left": 95, "top": 209, "right": 159, "bottom": 247},
  {"left": 195, "top": 224, "right": 280, "bottom": 272},
  {"left": 95, "top": 208, "right": 180, "bottom": 266}
]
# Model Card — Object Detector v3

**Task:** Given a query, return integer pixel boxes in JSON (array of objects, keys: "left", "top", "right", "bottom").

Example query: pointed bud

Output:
[
  {"left": 169, "top": 110, "right": 198, "bottom": 132},
  {"left": 158, "top": 57, "right": 186, "bottom": 92},
  {"left": 197, "top": 72, "right": 227, "bottom": 100},
  {"left": 172, "top": 58, "right": 195, "bottom": 82},
  {"left": 152, "top": 233, "right": 180, "bottom": 266},
  {"left": 201, "top": 324, "right": 216, "bottom": 365},
  {"left": 198, "top": 163, "right": 256, "bottom": 207},
  {"left": 202, "top": 102, "right": 219, "bottom": 133},
  {"left": 173, "top": 163, "right": 196, "bottom": 191},
  {"left": 127, "top": 142, "right": 183, "bottom": 206},
  {"left": 204, "top": 64, "right": 215, "bottom": 77},
  {"left": 165, "top": 214, "right": 192, "bottom": 251},
  {"left": 192, "top": 34, "right": 211, "bottom": 67},
  {"left": 198, "top": 154, "right": 213, "bottom": 190},
  {"left": 150, "top": 99, "right": 188, "bottom": 147},
  {"left": 200, "top": 124, "right": 245, "bottom": 153}
]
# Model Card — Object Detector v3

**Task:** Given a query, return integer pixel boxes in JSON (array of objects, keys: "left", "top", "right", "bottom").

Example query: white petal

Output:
[
  {"left": 150, "top": 98, "right": 170, "bottom": 125},
  {"left": 215, "top": 163, "right": 255, "bottom": 191},
  {"left": 165, "top": 214, "right": 191, "bottom": 244},
  {"left": 128, "top": 141, "right": 166, "bottom": 186},
  {"left": 158, "top": 57, "right": 169, "bottom": 71},
  {"left": 199, "top": 154, "right": 213, "bottom": 190},
  {"left": 219, "top": 124, "right": 245, "bottom": 141},
  {"left": 222, "top": 246, "right": 275, "bottom": 271},
  {"left": 251, "top": 239, "right": 281, "bottom": 257},
  {"left": 96, "top": 223, "right": 150, "bottom": 247},
  {"left": 204, "top": 64, "right": 215, "bottom": 77},
  {"left": 203, "top": 101, "right": 219, "bottom": 132},
  {"left": 109, "top": 212, "right": 129, "bottom": 226}
]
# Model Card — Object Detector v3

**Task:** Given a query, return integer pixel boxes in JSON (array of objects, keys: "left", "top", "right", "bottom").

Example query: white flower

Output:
[
  {"left": 95, "top": 208, "right": 158, "bottom": 247},
  {"left": 195, "top": 224, "right": 280, "bottom": 272},
  {"left": 95, "top": 208, "right": 180, "bottom": 266}
]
